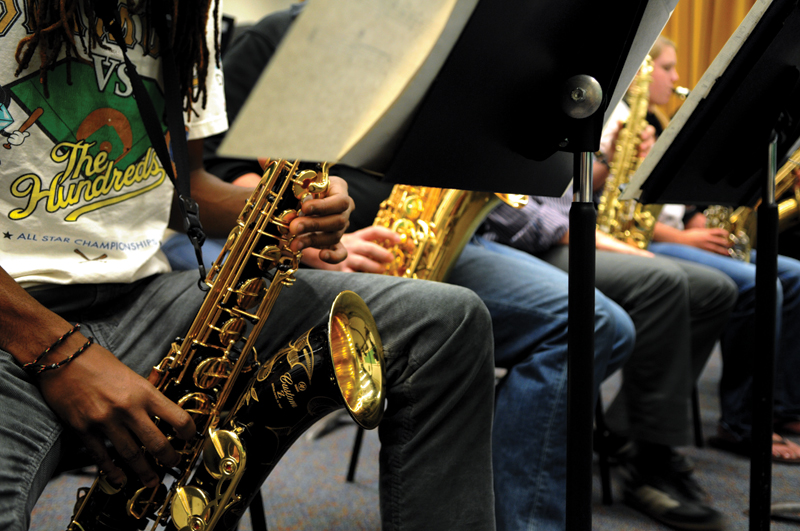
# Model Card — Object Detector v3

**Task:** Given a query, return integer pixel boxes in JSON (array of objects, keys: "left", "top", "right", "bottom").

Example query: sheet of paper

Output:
[{"left": 218, "top": 0, "right": 462, "bottom": 163}]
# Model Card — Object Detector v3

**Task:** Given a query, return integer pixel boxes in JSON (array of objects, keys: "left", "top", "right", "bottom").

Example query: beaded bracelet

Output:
[
  {"left": 23, "top": 335, "right": 95, "bottom": 375},
  {"left": 20, "top": 323, "right": 81, "bottom": 373}
]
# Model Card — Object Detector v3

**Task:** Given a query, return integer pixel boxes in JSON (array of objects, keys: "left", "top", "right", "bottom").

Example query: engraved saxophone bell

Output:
[
  {"left": 168, "top": 291, "right": 384, "bottom": 531},
  {"left": 327, "top": 291, "right": 385, "bottom": 428}
]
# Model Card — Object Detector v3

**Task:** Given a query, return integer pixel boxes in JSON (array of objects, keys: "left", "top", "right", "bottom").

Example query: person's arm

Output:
[
  {"left": 594, "top": 229, "right": 654, "bottom": 257},
  {"left": 483, "top": 199, "right": 571, "bottom": 255},
  {"left": 652, "top": 220, "right": 732, "bottom": 256},
  {"left": 0, "top": 267, "right": 195, "bottom": 489}
]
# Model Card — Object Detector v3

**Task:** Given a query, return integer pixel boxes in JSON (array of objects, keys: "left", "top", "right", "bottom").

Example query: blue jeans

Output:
[
  {"left": 161, "top": 233, "right": 225, "bottom": 271},
  {"left": 164, "top": 233, "right": 636, "bottom": 530},
  {"left": 2, "top": 270, "right": 496, "bottom": 531},
  {"left": 650, "top": 243, "right": 800, "bottom": 439},
  {"left": 449, "top": 237, "right": 635, "bottom": 531}
]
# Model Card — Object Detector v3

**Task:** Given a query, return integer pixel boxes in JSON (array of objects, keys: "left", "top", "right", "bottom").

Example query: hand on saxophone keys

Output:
[
  {"left": 288, "top": 175, "right": 354, "bottom": 262},
  {"left": 37, "top": 339, "right": 196, "bottom": 491}
]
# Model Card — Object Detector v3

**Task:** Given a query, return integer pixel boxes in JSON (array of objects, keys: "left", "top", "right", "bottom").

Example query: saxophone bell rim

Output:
[{"left": 328, "top": 290, "right": 385, "bottom": 430}]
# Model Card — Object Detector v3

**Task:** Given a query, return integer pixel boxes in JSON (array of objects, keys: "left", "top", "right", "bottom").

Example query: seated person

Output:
[
  {"left": 612, "top": 35, "right": 800, "bottom": 463},
  {"left": 181, "top": 5, "right": 637, "bottom": 530},
  {"left": 0, "top": 2, "right": 497, "bottom": 530},
  {"left": 482, "top": 38, "right": 738, "bottom": 530}
]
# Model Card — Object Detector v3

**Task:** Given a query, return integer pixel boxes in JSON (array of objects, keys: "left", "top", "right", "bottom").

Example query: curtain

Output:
[{"left": 659, "top": 0, "right": 757, "bottom": 117}]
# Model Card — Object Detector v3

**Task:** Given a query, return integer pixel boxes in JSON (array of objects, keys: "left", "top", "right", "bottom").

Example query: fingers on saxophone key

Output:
[
  {"left": 107, "top": 428, "right": 160, "bottom": 488},
  {"left": 83, "top": 435, "right": 126, "bottom": 488}
]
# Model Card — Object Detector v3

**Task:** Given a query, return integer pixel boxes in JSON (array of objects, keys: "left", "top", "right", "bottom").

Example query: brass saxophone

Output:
[
  {"left": 705, "top": 146, "right": 800, "bottom": 262},
  {"left": 67, "top": 160, "right": 385, "bottom": 531},
  {"left": 596, "top": 56, "right": 663, "bottom": 250},
  {"left": 373, "top": 185, "right": 527, "bottom": 281}
]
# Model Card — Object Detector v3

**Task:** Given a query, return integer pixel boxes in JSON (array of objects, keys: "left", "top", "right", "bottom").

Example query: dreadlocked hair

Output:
[{"left": 14, "top": 0, "right": 220, "bottom": 114}]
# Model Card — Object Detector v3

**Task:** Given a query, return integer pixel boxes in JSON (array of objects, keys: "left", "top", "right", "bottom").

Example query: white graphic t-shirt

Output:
[{"left": 0, "top": 1, "right": 227, "bottom": 287}]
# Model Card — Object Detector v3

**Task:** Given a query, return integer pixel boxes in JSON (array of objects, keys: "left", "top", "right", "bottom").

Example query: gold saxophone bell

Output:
[
  {"left": 374, "top": 185, "right": 527, "bottom": 282},
  {"left": 326, "top": 290, "right": 385, "bottom": 429}
]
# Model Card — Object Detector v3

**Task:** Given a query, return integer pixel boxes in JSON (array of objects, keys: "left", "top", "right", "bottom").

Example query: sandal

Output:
[{"left": 708, "top": 427, "right": 800, "bottom": 464}]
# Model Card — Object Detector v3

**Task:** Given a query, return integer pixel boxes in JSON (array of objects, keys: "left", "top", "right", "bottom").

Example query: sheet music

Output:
[{"left": 218, "top": 0, "right": 466, "bottom": 163}]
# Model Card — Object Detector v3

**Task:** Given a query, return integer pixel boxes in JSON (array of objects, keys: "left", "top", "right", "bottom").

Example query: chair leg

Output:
[
  {"left": 346, "top": 426, "right": 365, "bottom": 482},
  {"left": 249, "top": 490, "right": 269, "bottom": 531},
  {"left": 692, "top": 385, "right": 704, "bottom": 448},
  {"left": 595, "top": 398, "right": 614, "bottom": 505}
]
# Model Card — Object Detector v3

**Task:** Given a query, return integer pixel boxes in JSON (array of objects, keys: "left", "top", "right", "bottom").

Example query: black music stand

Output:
[
  {"left": 218, "top": 0, "right": 673, "bottom": 527},
  {"left": 378, "top": 1, "right": 668, "bottom": 529},
  {"left": 624, "top": 1, "right": 800, "bottom": 528}
]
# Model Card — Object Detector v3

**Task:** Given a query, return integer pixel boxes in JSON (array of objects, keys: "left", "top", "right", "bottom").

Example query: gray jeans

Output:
[
  {"left": 541, "top": 247, "right": 738, "bottom": 446},
  {"left": 0, "top": 269, "right": 496, "bottom": 531}
]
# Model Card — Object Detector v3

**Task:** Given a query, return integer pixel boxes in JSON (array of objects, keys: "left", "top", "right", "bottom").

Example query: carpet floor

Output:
[{"left": 32, "top": 348, "right": 800, "bottom": 530}]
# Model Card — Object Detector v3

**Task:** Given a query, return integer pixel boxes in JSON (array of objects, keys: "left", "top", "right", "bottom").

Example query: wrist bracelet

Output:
[
  {"left": 23, "top": 336, "right": 95, "bottom": 375},
  {"left": 25, "top": 323, "right": 81, "bottom": 367}
]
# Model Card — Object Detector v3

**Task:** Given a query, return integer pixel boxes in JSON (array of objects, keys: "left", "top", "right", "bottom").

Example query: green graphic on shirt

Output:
[
  {"left": 8, "top": 58, "right": 166, "bottom": 173},
  {"left": 6, "top": 57, "right": 171, "bottom": 221}
]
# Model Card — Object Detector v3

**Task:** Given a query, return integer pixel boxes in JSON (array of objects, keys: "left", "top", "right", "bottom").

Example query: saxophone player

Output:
[
  {"left": 640, "top": 38, "right": 800, "bottom": 465},
  {"left": 183, "top": 6, "right": 638, "bottom": 531},
  {"left": 484, "top": 39, "right": 738, "bottom": 530},
  {"left": 0, "top": 2, "right": 498, "bottom": 530}
]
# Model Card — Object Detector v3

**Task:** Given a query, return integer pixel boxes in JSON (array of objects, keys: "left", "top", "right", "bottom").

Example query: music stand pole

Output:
[
  {"left": 566, "top": 151, "right": 596, "bottom": 530},
  {"left": 751, "top": 134, "right": 779, "bottom": 530}
]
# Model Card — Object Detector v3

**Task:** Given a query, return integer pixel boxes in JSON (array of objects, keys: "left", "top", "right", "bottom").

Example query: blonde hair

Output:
[{"left": 649, "top": 35, "right": 676, "bottom": 61}]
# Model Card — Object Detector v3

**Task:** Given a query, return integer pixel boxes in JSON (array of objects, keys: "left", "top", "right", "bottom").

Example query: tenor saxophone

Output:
[
  {"left": 373, "top": 185, "right": 526, "bottom": 281},
  {"left": 705, "top": 146, "right": 800, "bottom": 262},
  {"left": 596, "top": 56, "right": 663, "bottom": 250},
  {"left": 67, "top": 160, "right": 385, "bottom": 531}
]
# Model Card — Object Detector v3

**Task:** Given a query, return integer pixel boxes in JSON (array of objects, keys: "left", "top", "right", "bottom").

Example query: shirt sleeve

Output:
[
  {"left": 482, "top": 191, "right": 572, "bottom": 255},
  {"left": 187, "top": 6, "right": 229, "bottom": 141}
]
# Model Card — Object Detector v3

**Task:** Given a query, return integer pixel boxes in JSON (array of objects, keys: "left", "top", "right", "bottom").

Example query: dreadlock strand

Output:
[
  {"left": 15, "top": 0, "right": 217, "bottom": 111},
  {"left": 212, "top": 0, "right": 220, "bottom": 67},
  {"left": 58, "top": 0, "right": 78, "bottom": 49}
]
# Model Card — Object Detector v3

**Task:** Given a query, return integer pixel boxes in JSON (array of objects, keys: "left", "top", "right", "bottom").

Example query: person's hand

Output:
[
  {"left": 595, "top": 230, "right": 655, "bottom": 257},
  {"left": 301, "top": 226, "right": 401, "bottom": 273},
  {"left": 288, "top": 175, "right": 354, "bottom": 263},
  {"left": 637, "top": 124, "right": 656, "bottom": 159},
  {"left": 678, "top": 227, "right": 732, "bottom": 255},
  {"left": 684, "top": 212, "right": 708, "bottom": 230},
  {"left": 37, "top": 341, "right": 195, "bottom": 489}
]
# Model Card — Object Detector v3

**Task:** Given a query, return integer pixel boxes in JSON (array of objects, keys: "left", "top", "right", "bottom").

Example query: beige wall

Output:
[{"left": 223, "top": 0, "right": 296, "bottom": 25}]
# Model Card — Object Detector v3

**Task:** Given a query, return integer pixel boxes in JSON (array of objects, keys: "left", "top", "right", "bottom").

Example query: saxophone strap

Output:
[{"left": 96, "top": 2, "right": 208, "bottom": 285}]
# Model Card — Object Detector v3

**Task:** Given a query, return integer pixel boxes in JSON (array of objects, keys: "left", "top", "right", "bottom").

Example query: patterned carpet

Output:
[{"left": 32, "top": 348, "right": 800, "bottom": 530}]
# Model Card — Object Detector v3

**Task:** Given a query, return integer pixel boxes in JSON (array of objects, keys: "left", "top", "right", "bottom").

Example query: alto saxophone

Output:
[
  {"left": 596, "top": 56, "right": 663, "bottom": 250},
  {"left": 67, "top": 160, "right": 385, "bottom": 531},
  {"left": 705, "top": 146, "right": 800, "bottom": 262},
  {"left": 373, "top": 185, "right": 527, "bottom": 281}
]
